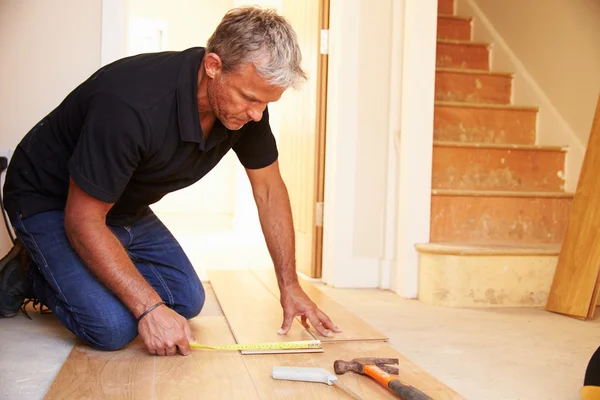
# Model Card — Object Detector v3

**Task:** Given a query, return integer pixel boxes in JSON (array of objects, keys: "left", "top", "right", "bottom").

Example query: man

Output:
[{"left": 0, "top": 5, "right": 340, "bottom": 356}]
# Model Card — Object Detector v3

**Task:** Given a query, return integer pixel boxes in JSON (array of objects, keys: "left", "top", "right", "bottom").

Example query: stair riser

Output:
[
  {"left": 434, "top": 106, "right": 537, "bottom": 144},
  {"left": 418, "top": 252, "right": 557, "bottom": 307},
  {"left": 438, "top": 0, "right": 454, "bottom": 15},
  {"left": 432, "top": 147, "right": 566, "bottom": 191},
  {"left": 430, "top": 195, "right": 571, "bottom": 244},
  {"left": 435, "top": 71, "right": 512, "bottom": 104},
  {"left": 437, "top": 18, "right": 471, "bottom": 41},
  {"left": 436, "top": 42, "right": 489, "bottom": 70}
]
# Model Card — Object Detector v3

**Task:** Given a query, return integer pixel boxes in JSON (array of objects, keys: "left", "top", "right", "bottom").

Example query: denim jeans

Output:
[{"left": 10, "top": 209, "right": 205, "bottom": 351}]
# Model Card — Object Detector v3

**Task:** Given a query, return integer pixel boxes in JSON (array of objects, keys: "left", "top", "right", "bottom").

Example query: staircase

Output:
[{"left": 415, "top": 0, "right": 573, "bottom": 307}]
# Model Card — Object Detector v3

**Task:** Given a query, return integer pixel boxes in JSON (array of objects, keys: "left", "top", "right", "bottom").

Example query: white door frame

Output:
[{"left": 322, "top": 0, "right": 436, "bottom": 295}]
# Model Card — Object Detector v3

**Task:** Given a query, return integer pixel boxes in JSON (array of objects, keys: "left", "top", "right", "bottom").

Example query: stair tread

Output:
[
  {"left": 437, "top": 14, "right": 472, "bottom": 22},
  {"left": 432, "top": 189, "right": 574, "bottom": 198},
  {"left": 436, "top": 67, "right": 514, "bottom": 77},
  {"left": 435, "top": 100, "right": 538, "bottom": 111},
  {"left": 433, "top": 140, "right": 568, "bottom": 151},
  {"left": 437, "top": 38, "right": 490, "bottom": 47},
  {"left": 416, "top": 242, "right": 561, "bottom": 256}
]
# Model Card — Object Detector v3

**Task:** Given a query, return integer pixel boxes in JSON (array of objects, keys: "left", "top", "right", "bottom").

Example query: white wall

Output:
[
  {"left": 322, "top": 0, "right": 395, "bottom": 287},
  {"left": 458, "top": 0, "right": 600, "bottom": 191},
  {"left": 126, "top": 0, "right": 237, "bottom": 231},
  {"left": 0, "top": 0, "right": 102, "bottom": 254}
]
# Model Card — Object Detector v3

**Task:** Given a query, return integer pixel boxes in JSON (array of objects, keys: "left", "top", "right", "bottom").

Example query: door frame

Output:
[{"left": 311, "top": 0, "right": 330, "bottom": 278}]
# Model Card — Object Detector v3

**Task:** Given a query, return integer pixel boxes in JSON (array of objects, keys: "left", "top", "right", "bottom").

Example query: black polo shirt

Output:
[{"left": 3, "top": 47, "right": 278, "bottom": 226}]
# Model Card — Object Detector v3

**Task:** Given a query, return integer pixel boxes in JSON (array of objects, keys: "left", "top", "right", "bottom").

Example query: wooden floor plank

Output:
[
  {"left": 546, "top": 95, "right": 600, "bottom": 319},
  {"left": 154, "top": 316, "right": 259, "bottom": 399},
  {"left": 44, "top": 339, "right": 153, "bottom": 400},
  {"left": 251, "top": 268, "right": 389, "bottom": 342},
  {"left": 243, "top": 341, "right": 465, "bottom": 399},
  {"left": 45, "top": 280, "right": 464, "bottom": 400},
  {"left": 207, "top": 269, "right": 320, "bottom": 354}
]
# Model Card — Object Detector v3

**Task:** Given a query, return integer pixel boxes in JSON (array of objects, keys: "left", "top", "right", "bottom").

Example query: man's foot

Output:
[{"left": 0, "top": 239, "right": 32, "bottom": 317}]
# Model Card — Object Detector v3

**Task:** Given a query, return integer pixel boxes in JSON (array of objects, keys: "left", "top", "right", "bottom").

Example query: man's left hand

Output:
[{"left": 278, "top": 283, "right": 342, "bottom": 337}]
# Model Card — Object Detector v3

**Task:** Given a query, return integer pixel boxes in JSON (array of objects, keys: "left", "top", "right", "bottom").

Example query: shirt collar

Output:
[{"left": 176, "top": 47, "right": 228, "bottom": 151}]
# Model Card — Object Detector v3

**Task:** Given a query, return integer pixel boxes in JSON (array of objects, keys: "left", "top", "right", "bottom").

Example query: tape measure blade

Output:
[{"left": 241, "top": 348, "right": 324, "bottom": 355}]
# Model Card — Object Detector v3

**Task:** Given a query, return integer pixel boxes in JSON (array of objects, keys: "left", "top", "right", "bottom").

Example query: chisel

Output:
[{"left": 272, "top": 366, "right": 363, "bottom": 399}]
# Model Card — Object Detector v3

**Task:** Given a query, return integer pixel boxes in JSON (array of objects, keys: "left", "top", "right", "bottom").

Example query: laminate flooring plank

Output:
[
  {"left": 44, "top": 338, "right": 153, "bottom": 400},
  {"left": 208, "top": 270, "right": 319, "bottom": 354},
  {"left": 546, "top": 95, "right": 600, "bottom": 318},
  {"left": 251, "top": 268, "right": 389, "bottom": 342},
  {"left": 154, "top": 316, "right": 259, "bottom": 400},
  {"left": 243, "top": 341, "right": 465, "bottom": 399}
]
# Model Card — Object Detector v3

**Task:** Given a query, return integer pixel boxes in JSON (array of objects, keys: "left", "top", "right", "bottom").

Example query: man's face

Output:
[{"left": 207, "top": 61, "right": 286, "bottom": 131}]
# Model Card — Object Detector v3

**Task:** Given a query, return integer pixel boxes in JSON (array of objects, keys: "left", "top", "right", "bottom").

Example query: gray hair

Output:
[{"left": 206, "top": 6, "right": 308, "bottom": 89}]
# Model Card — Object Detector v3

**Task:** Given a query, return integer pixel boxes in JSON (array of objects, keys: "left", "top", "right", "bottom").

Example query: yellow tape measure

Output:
[{"left": 189, "top": 339, "right": 322, "bottom": 351}]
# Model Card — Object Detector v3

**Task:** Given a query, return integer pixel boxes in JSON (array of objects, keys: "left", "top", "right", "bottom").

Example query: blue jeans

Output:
[{"left": 10, "top": 209, "right": 205, "bottom": 351}]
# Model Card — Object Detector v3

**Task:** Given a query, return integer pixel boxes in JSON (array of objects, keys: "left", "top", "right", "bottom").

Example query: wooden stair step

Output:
[
  {"left": 434, "top": 101, "right": 538, "bottom": 145},
  {"left": 437, "top": 15, "right": 472, "bottom": 41},
  {"left": 438, "top": 0, "right": 455, "bottom": 15},
  {"left": 416, "top": 244, "right": 560, "bottom": 307},
  {"left": 436, "top": 39, "right": 490, "bottom": 70},
  {"left": 430, "top": 189, "right": 573, "bottom": 244},
  {"left": 435, "top": 68, "right": 513, "bottom": 104},
  {"left": 415, "top": 242, "right": 561, "bottom": 256},
  {"left": 432, "top": 141, "right": 567, "bottom": 191}
]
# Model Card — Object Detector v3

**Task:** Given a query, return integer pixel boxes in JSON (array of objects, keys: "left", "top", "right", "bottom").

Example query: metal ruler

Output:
[{"left": 189, "top": 339, "right": 322, "bottom": 352}]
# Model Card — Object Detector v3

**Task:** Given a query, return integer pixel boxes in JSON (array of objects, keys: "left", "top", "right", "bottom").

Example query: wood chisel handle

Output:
[{"left": 363, "top": 365, "right": 432, "bottom": 400}]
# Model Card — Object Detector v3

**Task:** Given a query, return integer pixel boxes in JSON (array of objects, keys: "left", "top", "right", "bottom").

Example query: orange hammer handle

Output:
[{"left": 363, "top": 365, "right": 432, "bottom": 400}]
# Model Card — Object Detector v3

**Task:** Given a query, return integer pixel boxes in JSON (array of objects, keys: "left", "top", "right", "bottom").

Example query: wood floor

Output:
[{"left": 44, "top": 270, "right": 465, "bottom": 399}]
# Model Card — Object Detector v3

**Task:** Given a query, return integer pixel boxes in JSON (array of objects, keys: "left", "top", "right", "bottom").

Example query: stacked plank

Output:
[
  {"left": 44, "top": 269, "right": 465, "bottom": 399},
  {"left": 545, "top": 95, "right": 600, "bottom": 320}
]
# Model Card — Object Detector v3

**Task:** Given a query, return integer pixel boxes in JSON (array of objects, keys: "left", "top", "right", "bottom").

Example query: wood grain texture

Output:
[
  {"left": 44, "top": 337, "right": 152, "bottom": 400},
  {"left": 438, "top": 0, "right": 454, "bottom": 15},
  {"left": 434, "top": 103, "right": 537, "bottom": 144},
  {"left": 154, "top": 317, "right": 259, "bottom": 400},
  {"left": 430, "top": 193, "right": 572, "bottom": 244},
  {"left": 437, "top": 16, "right": 471, "bottom": 41},
  {"left": 242, "top": 341, "right": 465, "bottom": 399},
  {"left": 208, "top": 270, "right": 319, "bottom": 354},
  {"left": 546, "top": 95, "right": 600, "bottom": 319},
  {"left": 44, "top": 299, "right": 464, "bottom": 399},
  {"left": 251, "top": 268, "right": 389, "bottom": 342},
  {"left": 432, "top": 143, "right": 566, "bottom": 191},
  {"left": 435, "top": 69, "right": 512, "bottom": 104},
  {"left": 436, "top": 40, "right": 490, "bottom": 70}
]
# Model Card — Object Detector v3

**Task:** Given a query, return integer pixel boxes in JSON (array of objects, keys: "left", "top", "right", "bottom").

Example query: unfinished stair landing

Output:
[
  {"left": 417, "top": 0, "right": 573, "bottom": 307},
  {"left": 44, "top": 271, "right": 464, "bottom": 399}
]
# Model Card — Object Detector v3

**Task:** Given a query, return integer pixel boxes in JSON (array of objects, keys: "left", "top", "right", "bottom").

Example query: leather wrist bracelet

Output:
[{"left": 137, "top": 301, "right": 165, "bottom": 323}]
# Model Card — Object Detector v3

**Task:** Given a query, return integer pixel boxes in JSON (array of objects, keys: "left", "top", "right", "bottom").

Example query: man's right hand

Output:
[{"left": 137, "top": 304, "right": 195, "bottom": 356}]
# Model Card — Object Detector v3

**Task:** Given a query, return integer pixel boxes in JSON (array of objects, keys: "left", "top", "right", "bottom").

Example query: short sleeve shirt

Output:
[{"left": 3, "top": 47, "right": 278, "bottom": 225}]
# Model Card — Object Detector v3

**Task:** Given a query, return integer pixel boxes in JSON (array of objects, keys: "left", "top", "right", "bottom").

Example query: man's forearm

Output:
[
  {"left": 253, "top": 181, "right": 299, "bottom": 289},
  {"left": 65, "top": 219, "right": 161, "bottom": 318}
]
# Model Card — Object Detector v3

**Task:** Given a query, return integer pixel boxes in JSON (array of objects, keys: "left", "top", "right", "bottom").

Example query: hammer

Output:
[{"left": 334, "top": 357, "right": 432, "bottom": 400}]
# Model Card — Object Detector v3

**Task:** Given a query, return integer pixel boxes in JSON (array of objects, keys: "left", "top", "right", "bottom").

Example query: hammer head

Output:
[{"left": 333, "top": 357, "right": 399, "bottom": 375}]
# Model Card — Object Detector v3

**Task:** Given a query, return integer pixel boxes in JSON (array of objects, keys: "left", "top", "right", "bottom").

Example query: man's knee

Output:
[
  {"left": 80, "top": 309, "right": 138, "bottom": 351},
  {"left": 176, "top": 280, "right": 205, "bottom": 319}
]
